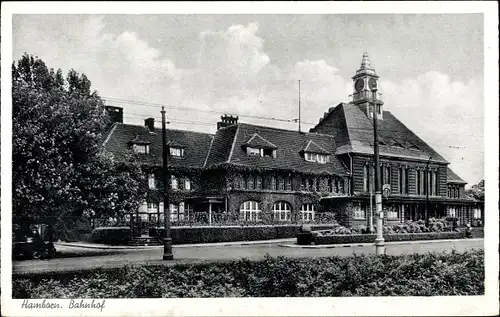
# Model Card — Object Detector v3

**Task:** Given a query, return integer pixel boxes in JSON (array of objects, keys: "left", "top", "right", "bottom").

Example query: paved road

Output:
[{"left": 13, "top": 239, "right": 484, "bottom": 275}]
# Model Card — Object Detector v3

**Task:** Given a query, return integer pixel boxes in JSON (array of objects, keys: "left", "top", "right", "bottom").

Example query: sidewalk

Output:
[
  {"left": 55, "top": 237, "right": 482, "bottom": 250},
  {"left": 279, "top": 238, "right": 484, "bottom": 249},
  {"left": 55, "top": 237, "right": 296, "bottom": 250}
]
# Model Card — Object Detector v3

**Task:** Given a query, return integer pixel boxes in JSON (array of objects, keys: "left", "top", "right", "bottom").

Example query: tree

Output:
[
  {"left": 466, "top": 179, "right": 484, "bottom": 201},
  {"left": 12, "top": 53, "right": 147, "bottom": 234}
]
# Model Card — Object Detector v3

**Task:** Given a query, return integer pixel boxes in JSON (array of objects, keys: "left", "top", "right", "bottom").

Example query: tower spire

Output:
[{"left": 355, "top": 52, "right": 377, "bottom": 77}]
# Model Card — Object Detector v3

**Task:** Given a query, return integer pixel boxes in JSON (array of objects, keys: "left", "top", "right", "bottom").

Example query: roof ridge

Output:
[
  {"left": 102, "top": 122, "right": 119, "bottom": 147},
  {"left": 340, "top": 104, "right": 354, "bottom": 151},
  {"left": 227, "top": 124, "right": 240, "bottom": 163},
  {"left": 238, "top": 122, "right": 337, "bottom": 139},
  {"left": 202, "top": 135, "right": 215, "bottom": 168}
]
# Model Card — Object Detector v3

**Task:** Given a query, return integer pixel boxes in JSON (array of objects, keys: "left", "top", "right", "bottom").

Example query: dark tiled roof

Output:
[
  {"left": 206, "top": 123, "right": 348, "bottom": 176},
  {"left": 447, "top": 167, "right": 467, "bottom": 184},
  {"left": 312, "top": 103, "right": 448, "bottom": 163},
  {"left": 204, "top": 125, "right": 238, "bottom": 166},
  {"left": 103, "top": 123, "right": 213, "bottom": 168},
  {"left": 243, "top": 133, "right": 277, "bottom": 149}
]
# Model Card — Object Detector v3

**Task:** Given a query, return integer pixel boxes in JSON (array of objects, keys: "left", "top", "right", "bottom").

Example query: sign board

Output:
[{"left": 382, "top": 184, "right": 391, "bottom": 198}]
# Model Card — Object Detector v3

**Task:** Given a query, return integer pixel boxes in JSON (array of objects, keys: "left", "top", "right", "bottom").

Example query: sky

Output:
[{"left": 12, "top": 14, "right": 484, "bottom": 185}]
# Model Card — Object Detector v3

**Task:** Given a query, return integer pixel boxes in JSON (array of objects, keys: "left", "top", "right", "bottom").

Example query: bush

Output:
[
  {"left": 315, "top": 231, "right": 465, "bottom": 245},
  {"left": 90, "top": 227, "right": 131, "bottom": 245},
  {"left": 13, "top": 250, "right": 484, "bottom": 298},
  {"left": 150, "top": 225, "right": 338, "bottom": 245}
]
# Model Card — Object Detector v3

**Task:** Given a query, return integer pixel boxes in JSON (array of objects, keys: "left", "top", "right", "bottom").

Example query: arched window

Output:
[
  {"left": 300, "top": 203, "right": 316, "bottom": 222},
  {"left": 240, "top": 201, "right": 261, "bottom": 221},
  {"left": 272, "top": 201, "right": 292, "bottom": 221}
]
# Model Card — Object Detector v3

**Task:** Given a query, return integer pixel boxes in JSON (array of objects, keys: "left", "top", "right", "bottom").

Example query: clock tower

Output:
[{"left": 350, "top": 52, "right": 384, "bottom": 119}]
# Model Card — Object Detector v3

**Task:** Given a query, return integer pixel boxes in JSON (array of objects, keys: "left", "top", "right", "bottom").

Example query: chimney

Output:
[
  {"left": 105, "top": 105, "right": 123, "bottom": 124},
  {"left": 145, "top": 118, "right": 155, "bottom": 133},
  {"left": 217, "top": 114, "right": 239, "bottom": 130}
]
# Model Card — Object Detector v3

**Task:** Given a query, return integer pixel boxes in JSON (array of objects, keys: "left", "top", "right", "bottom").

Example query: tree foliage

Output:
[
  {"left": 466, "top": 179, "right": 484, "bottom": 201},
  {"left": 12, "top": 53, "right": 147, "bottom": 225}
]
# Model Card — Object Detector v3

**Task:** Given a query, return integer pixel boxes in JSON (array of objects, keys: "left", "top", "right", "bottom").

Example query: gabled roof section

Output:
[
  {"left": 167, "top": 140, "right": 185, "bottom": 148},
  {"left": 204, "top": 125, "right": 238, "bottom": 166},
  {"left": 242, "top": 133, "right": 277, "bottom": 150},
  {"left": 299, "top": 140, "right": 331, "bottom": 155},
  {"left": 129, "top": 134, "right": 151, "bottom": 145},
  {"left": 206, "top": 123, "right": 348, "bottom": 176},
  {"left": 103, "top": 123, "right": 213, "bottom": 168},
  {"left": 447, "top": 167, "right": 467, "bottom": 184},
  {"left": 313, "top": 103, "right": 448, "bottom": 163}
]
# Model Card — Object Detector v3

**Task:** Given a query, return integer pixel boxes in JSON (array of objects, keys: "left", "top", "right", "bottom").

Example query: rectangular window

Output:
[
  {"left": 363, "top": 165, "right": 368, "bottom": 192},
  {"left": 383, "top": 165, "right": 391, "bottom": 186},
  {"left": 398, "top": 167, "right": 403, "bottom": 194},
  {"left": 171, "top": 175, "right": 178, "bottom": 190},
  {"left": 247, "top": 147, "right": 260, "bottom": 156},
  {"left": 353, "top": 203, "right": 365, "bottom": 219},
  {"left": 272, "top": 175, "right": 278, "bottom": 190},
  {"left": 169, "top": 147, "right": 183, "bottom": 157},
  {"left": 263, "top": 148, "right": 273, "bottom": 157},
  {"left": 339, "top": 179, "right": 345, "bottom": 194},
  {"left": 148, "top": 174, "right": 156, "bottom": 189},
  {"left": 315, "top": 178, "right": 320, "bottom": 192},
  {"left": 133, "top": 144, "right": 149, "bottom": 154},
  {"left": 185, "top": 178, "right": 191, "bottom": 191},
  {"left": 473, "top": 209, "right": 481, "bottom": 219},
  {"left": 416, "top": 170, "right": 421, "bottom": 195},
  {"left": 404, "top": 168, "right": 409, "bottom": 194},
  {"left": 433, "top": 171, "right": 438, "bottom": 196}
]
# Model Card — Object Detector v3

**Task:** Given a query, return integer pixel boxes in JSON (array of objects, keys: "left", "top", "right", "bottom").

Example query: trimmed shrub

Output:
[
  {"left": 90, "top": 227, "right": 131, "bottom": 245},
  {"left": 150, "top": 225, "right": 337, "bottom": 245},
  {"left": 315, "top": 231, "right": 465, "bottom": 245},
  {"left": 13, "top": 249, "right": 484, "bottom": 298}
]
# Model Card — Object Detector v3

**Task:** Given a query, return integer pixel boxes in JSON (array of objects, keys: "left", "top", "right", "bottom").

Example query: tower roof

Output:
[{"left": 353, "top": 52, "right": 378, "bottom": 78}]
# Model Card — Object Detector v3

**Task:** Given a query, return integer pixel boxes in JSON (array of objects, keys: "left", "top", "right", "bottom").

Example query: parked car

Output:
[{"left": 12, "top": 227, "right": 56, "bottom": 260}]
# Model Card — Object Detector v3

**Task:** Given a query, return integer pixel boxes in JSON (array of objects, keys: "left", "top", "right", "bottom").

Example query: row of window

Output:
[
  {"left": 144, "top": 200, "right": 317, "bottom": 222},
  {"left": 240, "top": 201, "right": 316, "bottom": 222},
  {"left": 246, "top": 146, "right": 330, "bottom": 165},
  {"left": 239, "top": 174, "right": 345, "bottom": 194},
  {"left": 447, "top": 206, "right": 481, "bottom": 219},
  {"left": 148, "top": 174, "right": 191, "bottom": 191},
  {"left": 353, "top": 203, "right": 402, "bottom": 220},
  {"left": 448, "top": 185, "right": 461, "bottom": 198},
  {"left": 363, "top": 164, "right": 439, "bottom": 196},
  {"left": 134, "top": 144, "right": 185, "bottom": 157}
]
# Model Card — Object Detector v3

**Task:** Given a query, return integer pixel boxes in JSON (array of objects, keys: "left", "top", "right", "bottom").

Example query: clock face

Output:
[
  {"left": 368, "top": 78, "right": 378, "bottom": 90},
  {"left": 354, "top": 79, "right": 364, "bottom": 92}
]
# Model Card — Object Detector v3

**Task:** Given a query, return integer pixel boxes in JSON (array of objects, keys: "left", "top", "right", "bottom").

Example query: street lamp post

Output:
[
  {"left": 371, "top": 89, "right": 385, "bottom": 255},
  {"left": 161, "top": 106, "right": 173, "bottom": 260}
]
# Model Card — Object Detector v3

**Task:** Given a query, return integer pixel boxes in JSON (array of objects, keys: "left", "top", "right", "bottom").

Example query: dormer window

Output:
[
  {"left": 167, "top": 140, "right": 185, "bottom": 158},
  {"left": 133, "top": 144, "right": 149, "bottom": 154},
  {"left": 300, "top": 140, "right": 331, "bottom": 164},
  {"left": 305, "top": 152, "right": 329, "bottom": 164},
  {"left": 242, "top": 133, "right": 277, "bottom": 158},
  {"left": 170, "top": 147, "right": 184, "bottom": 157}
]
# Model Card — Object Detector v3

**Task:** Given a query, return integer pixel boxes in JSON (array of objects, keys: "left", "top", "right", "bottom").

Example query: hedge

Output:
[
  {"left": 150, "top": 225, "right": 336, "bottom": 245},
  {"left": 12, "top": 249, "right": 484, "bottom": 298},
  {"left": 314, "top": 231, "right": 466, "bottom": 245},
  {"left": 90, "top": 227, "right": 131, "bottom": 245}
]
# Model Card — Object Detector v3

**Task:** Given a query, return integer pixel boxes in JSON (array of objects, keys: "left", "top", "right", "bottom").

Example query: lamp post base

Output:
[
  {"left": 375, "top": 238, "right": 385, "bottom": 255},
  {"left": 162, "top": 237, "right": 174, "bottom": 260}
]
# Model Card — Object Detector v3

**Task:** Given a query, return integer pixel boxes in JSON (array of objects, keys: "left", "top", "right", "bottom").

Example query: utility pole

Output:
[
  {"left": 298, "top": 79, "right": 301, "bottom": 133},
  {"left": 371, "top": 89, "right": 385, "bottom": 255},
  {"left": 161, "top": 106, "right": 173, "bottom": 260},
  {"left": 425, "top": 156, "right": 432, "bottom": 227},
  {"left": 369, "top": 179, "right": 374, "bottom": 233}
]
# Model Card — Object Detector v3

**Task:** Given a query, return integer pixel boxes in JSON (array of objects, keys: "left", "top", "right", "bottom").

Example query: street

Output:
[{"left": 13, "top": 238, "right": 484, "bottom": 275}]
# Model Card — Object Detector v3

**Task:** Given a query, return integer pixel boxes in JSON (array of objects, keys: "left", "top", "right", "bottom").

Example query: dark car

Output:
[{"left": 12, "top": 227, "right": 57, "bottom": 260}]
